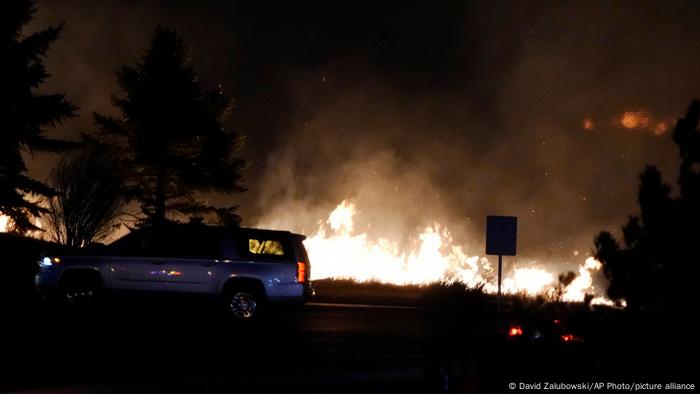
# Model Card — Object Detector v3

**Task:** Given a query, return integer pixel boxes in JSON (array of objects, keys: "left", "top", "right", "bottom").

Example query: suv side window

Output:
[
  {"left": 154, "top": 228, "right": 222, "bottom": 259},
  {"left": 109, "top": 226, "right": 223, "bottom": 259},
  {"left": 238, "top": 234, "right": 293, "bottom": 262},
  {"left": 108, "top": 229, "right": 157, "bottom": 257},
  {"left": 249, "top": 239, "right": 285, "bottom": 255}
]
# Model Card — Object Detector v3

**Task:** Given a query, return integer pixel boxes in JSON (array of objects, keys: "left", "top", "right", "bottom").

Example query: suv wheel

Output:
[
  {"left": 58, "top": 275, "right": 102, "bottom": 307},
  {"left": 225, "top": 289, "right": 261, "bottom": 320}
]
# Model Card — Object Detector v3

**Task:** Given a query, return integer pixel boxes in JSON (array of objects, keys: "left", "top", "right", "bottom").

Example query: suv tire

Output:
[
  {"left": 223, "top": 286, "right": 264, "bottom": 320},
  {"left": 58, "top": 272, "right": 102, "bottom": 307}
]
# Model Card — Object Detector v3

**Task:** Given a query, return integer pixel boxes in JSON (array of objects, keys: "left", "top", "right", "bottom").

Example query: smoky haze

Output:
[{"left": 24, "top": 1, "right": 700, "bottom": 271}]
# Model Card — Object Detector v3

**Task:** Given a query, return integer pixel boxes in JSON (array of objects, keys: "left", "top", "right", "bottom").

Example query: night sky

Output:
[{"left": 26, "top": 1, "right": 700, "bottom": 269}]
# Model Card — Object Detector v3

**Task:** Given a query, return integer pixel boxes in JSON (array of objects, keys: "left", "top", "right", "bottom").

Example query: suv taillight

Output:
[{"left": 296, "top": 262, "right": 306, "bottom": 283}]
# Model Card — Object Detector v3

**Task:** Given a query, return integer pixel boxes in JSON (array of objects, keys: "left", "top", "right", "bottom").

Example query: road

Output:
[
  {"left": 3, "top": 301, "right": 435, "bottom": 393},
  {"left": 2, "top": 297, "right": 693, "bottom": 393}
]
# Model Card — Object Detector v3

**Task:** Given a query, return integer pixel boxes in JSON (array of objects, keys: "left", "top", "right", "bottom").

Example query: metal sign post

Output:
[
  {"left": 498, "top": 254, "right": 503, "bottom": 301},
  {"left": 485, "top": 215, "right": 517, "bottom": 313}
]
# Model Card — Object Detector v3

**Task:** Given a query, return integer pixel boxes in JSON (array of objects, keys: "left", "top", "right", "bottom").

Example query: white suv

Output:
[{"left": 35, "top": 223, "right": 313, "bottom": 319}]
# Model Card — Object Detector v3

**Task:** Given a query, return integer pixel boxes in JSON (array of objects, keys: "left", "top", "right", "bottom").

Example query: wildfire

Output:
[
  {"left": 596, "top": 109, "right": 673, "bottom": 136},
  {"left": 562, "top": 257, "right": 601, "bottom": 302},
  {"left": 652, "top": 122, "right": 668, "bottom": 136},
  {"left": 502, "top": 268, "right": 554, "bottom": 296},
  {"left": 303, "top": 200, "right": 609, "bottom": 302},
  {"left": 0, "top": 214, "right": 45, "bottom": 238},
  {"left": 305, "top": 201, "right": 483, "bottom": 285},
  {"left": 619, "top": 111, "right": 652, "bottom": 130},
  {"left": 0, "top": 215, "right": 8, "bottom": 233}
]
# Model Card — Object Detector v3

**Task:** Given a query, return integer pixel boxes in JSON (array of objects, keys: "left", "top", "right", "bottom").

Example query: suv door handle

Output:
[
  {"left": 202, "top": 262, "right": 214, "bottom": 267},
  {"left": 151, "top": 261, "right": 165, "bottom": 265}
]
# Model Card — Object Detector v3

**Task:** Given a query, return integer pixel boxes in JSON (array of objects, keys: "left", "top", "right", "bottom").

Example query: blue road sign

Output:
[{"left": 486, "top": 215, "right": 517, "bottom": 256}]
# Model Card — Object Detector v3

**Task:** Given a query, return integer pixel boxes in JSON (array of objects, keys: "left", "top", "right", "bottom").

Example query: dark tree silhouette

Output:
[
  {"left": 46, "top": 144, "right": 126, "bottom": 247},
  {"left": 554, "top": 270, "right": 577, "bottom": 301},
  {"left": 0, "top": 0, "right": 77, "bottom": 232},
  {"left": 94, "top": 26, "right": 245, "bottom": 225},
  {"left": 595, "top": 101, "right": 700, "bottom": 312}
]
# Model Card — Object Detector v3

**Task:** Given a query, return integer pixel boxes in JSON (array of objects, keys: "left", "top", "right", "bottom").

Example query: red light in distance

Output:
[{"left": 508, "top": 326, "right": 523, "bottom": 337}]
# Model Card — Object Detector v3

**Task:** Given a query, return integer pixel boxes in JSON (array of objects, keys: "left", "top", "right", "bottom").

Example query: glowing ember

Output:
[
  {"left": 302, "top": 200, "right": 611, "bottom": 303},
  {"left": 561, "top": 334, "right": 579, "bottom": 342},
  {"left": 508, "top": 325, "right": 523, "bottom": 337},
  {"left": 582, "top": 118, "right": 595, "bottom": 131}
]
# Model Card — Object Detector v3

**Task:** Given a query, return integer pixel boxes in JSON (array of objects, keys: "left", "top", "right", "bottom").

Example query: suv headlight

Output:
[{"left": 39, "top": 256, "right": 61, "bottom": 268}]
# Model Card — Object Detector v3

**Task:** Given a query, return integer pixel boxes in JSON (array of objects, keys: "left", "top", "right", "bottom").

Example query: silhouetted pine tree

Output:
[
  {"left": 595, "top": 101, "right": 699, "bottom": 313},
  {"left": 94, "top": 26, "right": 246, "bottom": 225},
  {"left": 0, "top": 0, "right": 77, "bottom": 232}
]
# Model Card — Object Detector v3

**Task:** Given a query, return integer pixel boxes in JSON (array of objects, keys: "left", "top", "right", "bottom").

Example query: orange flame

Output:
[
  {"left": 585, "top": 110, "right": 672, "bottom": 137},
  {"left": 0, "top": 215, "right": 8, "bottom": 233},
  {"left": 619, "top": 111, "right": 652, "bottom": 129},
  {"left": 653, "top": 122, "right": 668, "bottom": 136},
  {"left": 302, "top": 200, "right": 612, "bottom": 304}
]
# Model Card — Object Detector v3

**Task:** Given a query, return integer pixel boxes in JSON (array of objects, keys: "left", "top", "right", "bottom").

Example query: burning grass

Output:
[{"left": 290, "top": 200, "right": 613, "bottom": 303}]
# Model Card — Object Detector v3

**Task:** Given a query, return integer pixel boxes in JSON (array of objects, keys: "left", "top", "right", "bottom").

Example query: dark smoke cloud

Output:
[{"left": 23, "top": 1, "right": 700, "bottom": 273}]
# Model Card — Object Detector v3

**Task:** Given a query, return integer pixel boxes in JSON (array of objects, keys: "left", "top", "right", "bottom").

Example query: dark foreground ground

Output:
[
  {"left": 4, "top": 298, "right": 427, "bottom": 394},
  {"left": 1, "top": 283, "right": 696, "bottom": 394}
]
